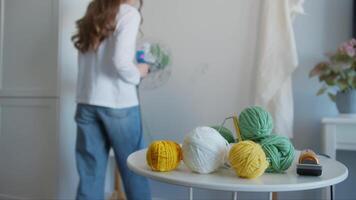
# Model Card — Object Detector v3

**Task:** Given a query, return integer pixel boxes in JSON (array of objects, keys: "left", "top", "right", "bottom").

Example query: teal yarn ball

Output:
[
  {"left": 260, "top": 134, "right": 295, "bottom": 173},
  {"left": 239, "top": 106, "right": 273, "bottom": 141},
  {"left": 211, "top": 126, "right": 235, "bottom": 143}
]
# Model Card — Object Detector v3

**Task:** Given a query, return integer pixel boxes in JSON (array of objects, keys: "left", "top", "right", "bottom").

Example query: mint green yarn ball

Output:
[
  {"left": 260, "top": 134, "right": 295, "bottom": 173},
  {"left": 239, "top": 106, "right": 273, "bottom": 141},
  {"left": 211, "top": 126, "right": 235, "bottom": 143}
]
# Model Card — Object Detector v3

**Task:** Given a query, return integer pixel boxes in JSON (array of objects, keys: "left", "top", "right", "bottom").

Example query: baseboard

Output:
[{"left": 0, "top": 194, "right": 23, "bottom": 200}]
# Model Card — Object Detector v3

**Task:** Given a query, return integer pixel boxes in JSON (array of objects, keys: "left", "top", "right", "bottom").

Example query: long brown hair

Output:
[{"left": 72, "top": 0, "right": 143, "bottom": 53}]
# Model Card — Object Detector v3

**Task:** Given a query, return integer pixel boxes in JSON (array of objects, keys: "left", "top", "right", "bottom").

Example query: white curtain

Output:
[{"left": 254, "top": 0, "right": 305, "bottom": 138}]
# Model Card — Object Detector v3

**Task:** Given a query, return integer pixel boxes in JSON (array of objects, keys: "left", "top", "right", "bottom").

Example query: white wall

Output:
[
  {"left": 57, "top": 0, "right": 88, "bottom": 198},
  {"left": 139, "top": 0, "right": 260, "bottom": 144},
  {"left": 55, "top": 0, "right": 356, "bottom": 199}
]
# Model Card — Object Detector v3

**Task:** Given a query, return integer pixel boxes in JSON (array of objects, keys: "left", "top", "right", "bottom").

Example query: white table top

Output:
[{"left": 127, "top": 149, "right": 348, "bottom": 192}]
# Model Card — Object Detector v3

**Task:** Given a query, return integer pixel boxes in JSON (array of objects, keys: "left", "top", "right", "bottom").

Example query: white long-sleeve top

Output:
[{"left": 76, "top": 4, "right": 141, "bottom": 108}]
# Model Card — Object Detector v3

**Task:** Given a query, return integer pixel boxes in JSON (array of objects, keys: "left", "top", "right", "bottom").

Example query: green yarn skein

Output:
[
  {"left": 211, "top": 126, "right": 235, "bottom": 143},
  {"left": 239, "top": 106, "right": 273, "bottom": 141},
  {"left": 260, "top": 134, "right": 295, "bottom": 173}
]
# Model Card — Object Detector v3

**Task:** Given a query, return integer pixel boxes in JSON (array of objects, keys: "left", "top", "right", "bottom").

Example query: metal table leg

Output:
[
  {"left": 189, "top": 187, "right": 193, "bottom": 200},
  {"left": 330, "top": 185, "right": 334, "bottom": 200},
  {"left": 232, "top": 192, "right": 238, "bottom": 200}
]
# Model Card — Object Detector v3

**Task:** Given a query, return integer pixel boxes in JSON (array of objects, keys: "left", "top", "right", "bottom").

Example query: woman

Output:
[{"left": 72, "top": 0, "right": 151, "bottom": 199}]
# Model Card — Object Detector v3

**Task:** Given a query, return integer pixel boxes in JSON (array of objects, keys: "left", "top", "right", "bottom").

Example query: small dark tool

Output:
[{"left": 296, "top": 149, "right": 322, "bottom": 176}]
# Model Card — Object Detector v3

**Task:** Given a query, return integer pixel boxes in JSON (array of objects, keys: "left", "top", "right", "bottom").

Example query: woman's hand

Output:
[{"left": 138, "top": 63, "right": 150, "bottom": 78}]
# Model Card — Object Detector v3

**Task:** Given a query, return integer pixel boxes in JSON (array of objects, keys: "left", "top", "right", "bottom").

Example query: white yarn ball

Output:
[{"left": 182, "top": 126, "right": 229, "bottom": 174}]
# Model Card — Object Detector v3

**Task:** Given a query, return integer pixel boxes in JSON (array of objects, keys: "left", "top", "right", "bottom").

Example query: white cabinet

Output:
[
  {"left": 0, "top": 0, "right": 60, "bottom": 199},
  {"left": 0, "top": 0, "right": 114, "bottom": 198},
  {"left": 0, "top": 99, "right": 58, "bottom": 199},
  {"left": 321, "top": 116, "right": 356, "bottom": 159},
  {"left": 321, "top": 116, "right": 356, "bottom": 200},
  {"left": 0, "top": 0, "right": 58, "bottom": 97}
]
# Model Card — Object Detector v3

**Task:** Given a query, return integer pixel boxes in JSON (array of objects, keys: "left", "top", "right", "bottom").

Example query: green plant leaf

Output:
[
  {"left": 160, "top": 54, "right": 170, "bottom": 69},
  {"left": 150, "top": 44, "right": 160, "bottom": 57},
  {"left": 325, "top": 76, "right": 336, "bottom": 86},
  {"left": 319, "top": 74, "right": 327, "bottom": 82},
  {"left": 317, "top": 86, "right": 327, "bottom": 96},
  {"left": 348, "top": 74, "right": 354, "bottom": 86},
  {"left": 340, "top": 71, "right": 347, "bottom": 79},
  {"left": 328, "top": 93, "right": 336, "bottom": 102},
  {"left": 310, "top": 62, "right": 329, "bottom": 77},
  {"left": 319, "top": 72, "right": 336, "bottom": 83},
  {"left": 337, "top": 79, "right": 349, "bottom": 91},
  {"left": 157, "top": 46, "right": 163, "bottom": 60},
  {"left": 330, "top": 53, "right": 351, "bottom": 63},
  {"left": 325, "top": 69, "right": 332, "bottom": 75},
  {"left": 352, "top": 60, "right": 356, "bottom": 69}
]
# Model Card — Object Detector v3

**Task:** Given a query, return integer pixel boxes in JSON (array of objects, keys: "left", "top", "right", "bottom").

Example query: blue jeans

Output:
[{"left": 75, "top": 104, "right": 151, "bottom": 200}]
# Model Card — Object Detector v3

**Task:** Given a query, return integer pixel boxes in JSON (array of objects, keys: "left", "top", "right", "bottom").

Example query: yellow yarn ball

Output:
[
  {"left": 146, "top": 141, "right": 182, "bottom": 172},
  {"left": 228, "top": 141, "right": 269, "bottom": 179}
]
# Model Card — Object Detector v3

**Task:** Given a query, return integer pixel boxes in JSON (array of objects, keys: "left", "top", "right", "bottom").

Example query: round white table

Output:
[{"left": 127, "top": 150, "right": 348, "bottom": 200}]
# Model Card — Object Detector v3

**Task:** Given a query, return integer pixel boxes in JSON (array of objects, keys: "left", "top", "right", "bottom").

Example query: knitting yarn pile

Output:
[
  {"left": 182, "top": 127, "right": 229, "bottom": 174},
  {"left": 211, "top": 125, "right": 235, "bottom": 143},
  {"left": 239, "top": 106, "right": 273, "bottom": 141},
  {"left": 229, "top": 140, "right": 269, "bottom": 179},
  {"left": 146, "top": 140, "right": 182, "bottom": 172},
  {"left": 259, "top": 135, "right": 295, "bottom": 173},
  {"left": 145, "top": 106, "right": 295, "bottom": 179},
  {"left": 238, "top": 106, "right": 295, "bottom": 173}
]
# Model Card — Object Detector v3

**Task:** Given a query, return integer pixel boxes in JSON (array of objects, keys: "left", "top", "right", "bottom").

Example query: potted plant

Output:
[{"left": 310, "top": 39, "right": 356, "bottom": 114}]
